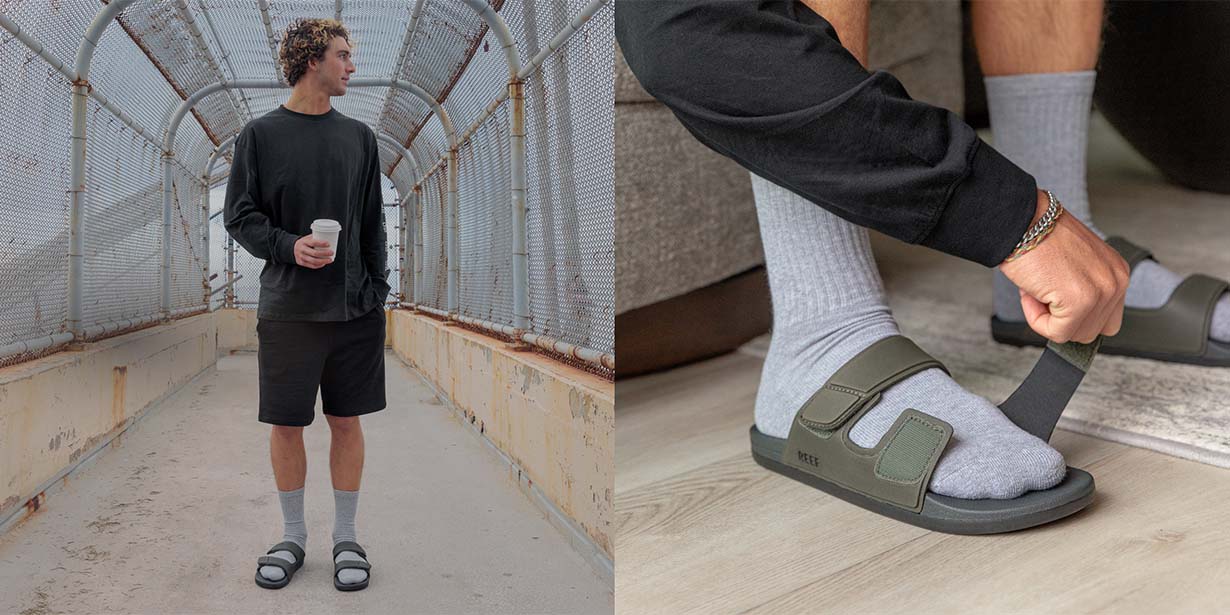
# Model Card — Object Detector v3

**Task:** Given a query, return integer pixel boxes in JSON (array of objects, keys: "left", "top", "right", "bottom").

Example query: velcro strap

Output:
[
  {"left": 336, "top": 560, "right": 371, "bottom": 572},
  {"left": 796, "top": 335, "right": 948, "bottom": 430},
  {"left": 333, "top": 540, "right": 367, "bottom": 560},
  {"left": 874, "top": 411, "right": 950, "bottom": 485},
  {"left": 999, "top": 337, "right": 1101, "bottom": 441},
  {"left": 1105, "top": 236, "right": 1153, "bottom": 271},
  {"left": 257, "top": 555, "right": 294, "bottom": 572},
  {"left": 784, "top": 407, "right": 953, "bottom": 513},
  {"left": 268, "top": 540, "right": 305, "bottom": 562}
]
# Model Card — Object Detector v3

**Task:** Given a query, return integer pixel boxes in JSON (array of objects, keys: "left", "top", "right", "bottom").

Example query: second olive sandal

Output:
[
  {"left": 749, "top": 334, "right": 1102, "bottom": 535},
  {"left": 992, "top": 235, "right": 1230, "bottom": 367}
]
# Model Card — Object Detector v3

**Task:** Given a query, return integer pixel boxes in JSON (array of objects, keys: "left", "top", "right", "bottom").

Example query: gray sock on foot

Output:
[
  {"left": 259, "top": 486, "right": 307, "bottom": 582},
  {"left": 985, "top": 70, "right": 1230, "bottom": 342},
  {"left": 333, "top": 488, "right": 367, "bottom": 585},
  {"left": 750, "top": 174, "right": 1066, "bottom": 499}
]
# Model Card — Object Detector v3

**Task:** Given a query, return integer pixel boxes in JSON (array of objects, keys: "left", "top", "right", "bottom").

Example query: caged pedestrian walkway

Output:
[{"left": 0, "top": 0, "right": 615, "bottom": 608}]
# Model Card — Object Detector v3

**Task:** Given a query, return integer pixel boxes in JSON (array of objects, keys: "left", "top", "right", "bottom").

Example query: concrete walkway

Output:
[{"left": 0, "top": 350, "right": 612, "bottom": 614}]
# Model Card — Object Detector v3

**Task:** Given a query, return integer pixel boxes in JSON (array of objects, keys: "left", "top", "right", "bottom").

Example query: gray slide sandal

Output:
[
  {"left": 255, "top": 540, "right": 306, "bottom": 589},
  {"left": 749, "top": 334, "right": 1101, "bottom": 535},
  {"left": 992, "top": 235, "right": 1230, "bottom": 367}
]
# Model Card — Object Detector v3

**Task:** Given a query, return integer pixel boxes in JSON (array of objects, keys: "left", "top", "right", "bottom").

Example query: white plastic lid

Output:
[{"left": 311, "top": 218, "right": 341, "bottom": 232}]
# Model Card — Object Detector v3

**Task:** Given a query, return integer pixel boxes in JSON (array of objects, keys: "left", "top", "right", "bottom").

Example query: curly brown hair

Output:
[{"left": 279, "top": 18, "right": 351, "bottom": 86}]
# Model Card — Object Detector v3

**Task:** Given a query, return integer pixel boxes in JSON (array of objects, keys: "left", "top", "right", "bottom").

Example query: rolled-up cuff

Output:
[
  {"left": 919, "top": 139, "right": 1038, "bottom": 267},
  {"left": 274, "top": 232, "right": 299, "bottom": 265}
]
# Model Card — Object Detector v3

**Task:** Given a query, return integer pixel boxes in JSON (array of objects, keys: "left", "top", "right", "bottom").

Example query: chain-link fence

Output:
[{"left": 1, "top": 0, "right": 614, "bottom": 375}]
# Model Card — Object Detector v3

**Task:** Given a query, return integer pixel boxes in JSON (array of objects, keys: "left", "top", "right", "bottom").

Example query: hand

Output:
[
  {"left": 294, "top": 235, "right": 334, "bottom": 269},
  {"left": 998, "top": 190, "right": 1131, "bottom": 344}
]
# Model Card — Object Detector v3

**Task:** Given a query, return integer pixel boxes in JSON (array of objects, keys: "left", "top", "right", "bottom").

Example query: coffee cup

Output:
[{"left": 310, "top": 219, "right": 341, "bottom": 263}]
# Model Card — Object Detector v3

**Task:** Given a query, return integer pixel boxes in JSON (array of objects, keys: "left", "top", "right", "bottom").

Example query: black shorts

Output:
[{"left": 256, "top": 306, "right": 387, "bottom": 426}]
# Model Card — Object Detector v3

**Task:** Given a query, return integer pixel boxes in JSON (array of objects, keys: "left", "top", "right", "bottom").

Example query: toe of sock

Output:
[
  {"left": 335, "top": 551, "right": 369, "bottom": 584},
  {"left": 259, "top": 550, "right": 297, "bottom": 581},
  {"left": 930, "top": 433, "right": 1066, "bottom": 500}
]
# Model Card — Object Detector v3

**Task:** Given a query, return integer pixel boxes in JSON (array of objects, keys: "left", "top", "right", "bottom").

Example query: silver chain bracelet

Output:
[{"left": 1005, "top": 189, "right": 1064, "bottom": 262}]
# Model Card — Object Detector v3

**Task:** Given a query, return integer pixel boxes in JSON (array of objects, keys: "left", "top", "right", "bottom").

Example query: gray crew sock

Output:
[
  {"left": 985, "top": 70, "right": 1230, "bottom": 342},
  {"left": 750, "top": 174, "right": 1065, "bottom": 500},
  {"left": 332, "top": 488, "right": 367, "bottom": 585},
  {"left": 258, "top": 486, "right": 307, "bottom": 582}
]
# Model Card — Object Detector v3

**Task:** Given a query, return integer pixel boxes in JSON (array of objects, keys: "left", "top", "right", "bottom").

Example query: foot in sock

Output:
[
  {"left": 985, "top": 69, "right": 1230, "bottom": 343},
  {"left": 333, "top": 488, "right": 368, "bottom": 586},
  {"left": 994, "top": 248, "right": 1230, "bottom": 344},
  {"left": 334, "top": 548, "right": 369, "bottom": 585},
  {"left": 258, "top": 486, "right": 307, "bottom": 583},
  {"left": 750, "top": 174, "right": 1066, "bottom": 500}
]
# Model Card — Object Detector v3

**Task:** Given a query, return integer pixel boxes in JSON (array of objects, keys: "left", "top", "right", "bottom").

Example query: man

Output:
[{"left": 223, "top": 17, "right": 388, "bottom": 591}]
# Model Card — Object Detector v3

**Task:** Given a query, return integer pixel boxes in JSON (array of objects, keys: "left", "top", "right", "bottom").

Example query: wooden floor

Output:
[
  {"left": 614, "top": 114, "right": 1230, "bottom": 614},
  {"left": 616, "top": 349, "right": 1230, "bottom": 614}
]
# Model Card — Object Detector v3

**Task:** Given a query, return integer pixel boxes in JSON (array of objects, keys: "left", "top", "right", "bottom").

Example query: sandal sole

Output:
[
  {"left": 255, "top": 567, "right": 297, "bottom": 590},
  {"left": 750, "top": 425, "right": 1095, "bottom": 535},
  {"left": 334, "top": 577, "right": 370, "bottom": 591},
  {"left": 991, "top": 316, "right": 1230, "bottom": 367}
]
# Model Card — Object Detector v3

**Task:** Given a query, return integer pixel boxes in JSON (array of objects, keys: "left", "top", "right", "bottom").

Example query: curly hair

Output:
[{"left": 279, "top": 18, "right": 351, "bottom": 86}]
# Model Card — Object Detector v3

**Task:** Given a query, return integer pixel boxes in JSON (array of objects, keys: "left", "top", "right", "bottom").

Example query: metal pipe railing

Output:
[
  {"left": 201, "top": 133, "right": 239, "bottom": 305},
  {"left": 378, "top": 0, "right": 426, "bottom": 130},
  {"left": 195, "top": 0, "right": 254, "bottom": 119},
  {"left": 172, "top": 0, "right": 247, "bottom": 125},
  {"left": 521, "top": 0, "right": 610, "bottom": 82},
  {"left": 407, "top": 0, "right": 606, "bottom": 337},
  {"left": 0, "top": 333, "right": 76, "bottom": 362},
  {"left": 209, "top": 274, "right": 243, "bottom": 296},
  {"left": 0, "top": 12, "right": 159, "bottom": 149},
  {"left": 69, "top": 0, "right": 139, "bottom": 338},
  {"left": 376, "top": 133, "right": 424, "bottom": 190},
  {"left": 413, "top": 185, "right": 424, "bottom": 306},
  {"left": 255, "top": 0, "right": 287, "bottom": 86},
  {"left": 398, "top": 303, "right": 613, "bottom": 371}
]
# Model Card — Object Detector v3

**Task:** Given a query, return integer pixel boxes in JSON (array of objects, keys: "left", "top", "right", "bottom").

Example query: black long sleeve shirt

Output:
[
  {"left": 616, "top": 0, "right": 1038, "bottom": 267},
  {"left": 223, "top": 104, "right": 390, "bottom": 321}
]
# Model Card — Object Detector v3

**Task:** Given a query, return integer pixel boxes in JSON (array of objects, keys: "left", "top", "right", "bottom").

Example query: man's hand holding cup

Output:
[{"left": 295, "top": 218, "right": 341, "bottom": 269}]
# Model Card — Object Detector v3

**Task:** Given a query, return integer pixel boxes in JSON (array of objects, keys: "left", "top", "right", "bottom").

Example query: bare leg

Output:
[
  {"left": 972, "top": 0, "right": 1105, "bottom": 75},
  {"left": 270, "top": 425, "right": 306, "bottom": 490},
  {"left": 800, "top": 0, "right": 869, "bottom": 68},
  {"left": 326, "top": 415, "right": 364, "bottom": 490}
]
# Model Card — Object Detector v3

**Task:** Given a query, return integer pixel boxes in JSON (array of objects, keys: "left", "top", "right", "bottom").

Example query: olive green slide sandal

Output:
[
  {"left": 992, "top": 235, "right": 1230, "bottom": 367},
  {"left": 749, "top": 334, "right": 1101, "bottom": 535}
]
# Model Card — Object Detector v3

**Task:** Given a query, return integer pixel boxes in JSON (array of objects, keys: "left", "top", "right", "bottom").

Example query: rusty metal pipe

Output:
[
  {"left": 519, "top": 0, "right": 609, "bottom": 81},
  {"left": 209, "top": 274, "right": 243, "bottom": 296},
  {"left": 397, "top": 303, "right": 614, "bottom": 371},
  {"left": 68, "top": 0, "right": 139, "bottom": 337},
  {"left": 0, "top": 333, "right": 76, "bottom": 362},
  {"left": 201, "top": 134, "right": 238, "bottom": 304},
  {"left": 255, "top": 0, "right": 287, "bottom": 86}
]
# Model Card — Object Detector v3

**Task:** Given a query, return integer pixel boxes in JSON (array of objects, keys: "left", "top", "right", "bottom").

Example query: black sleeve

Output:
[
  {"left": 222, "top": 124, "right": 299, "bottom": 265},
  {"left": 360, "top": 129, "right": 391, "bottom": 298},
  {"left": 615, "top": 0, "right": 1038, "bottom": 267}
]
